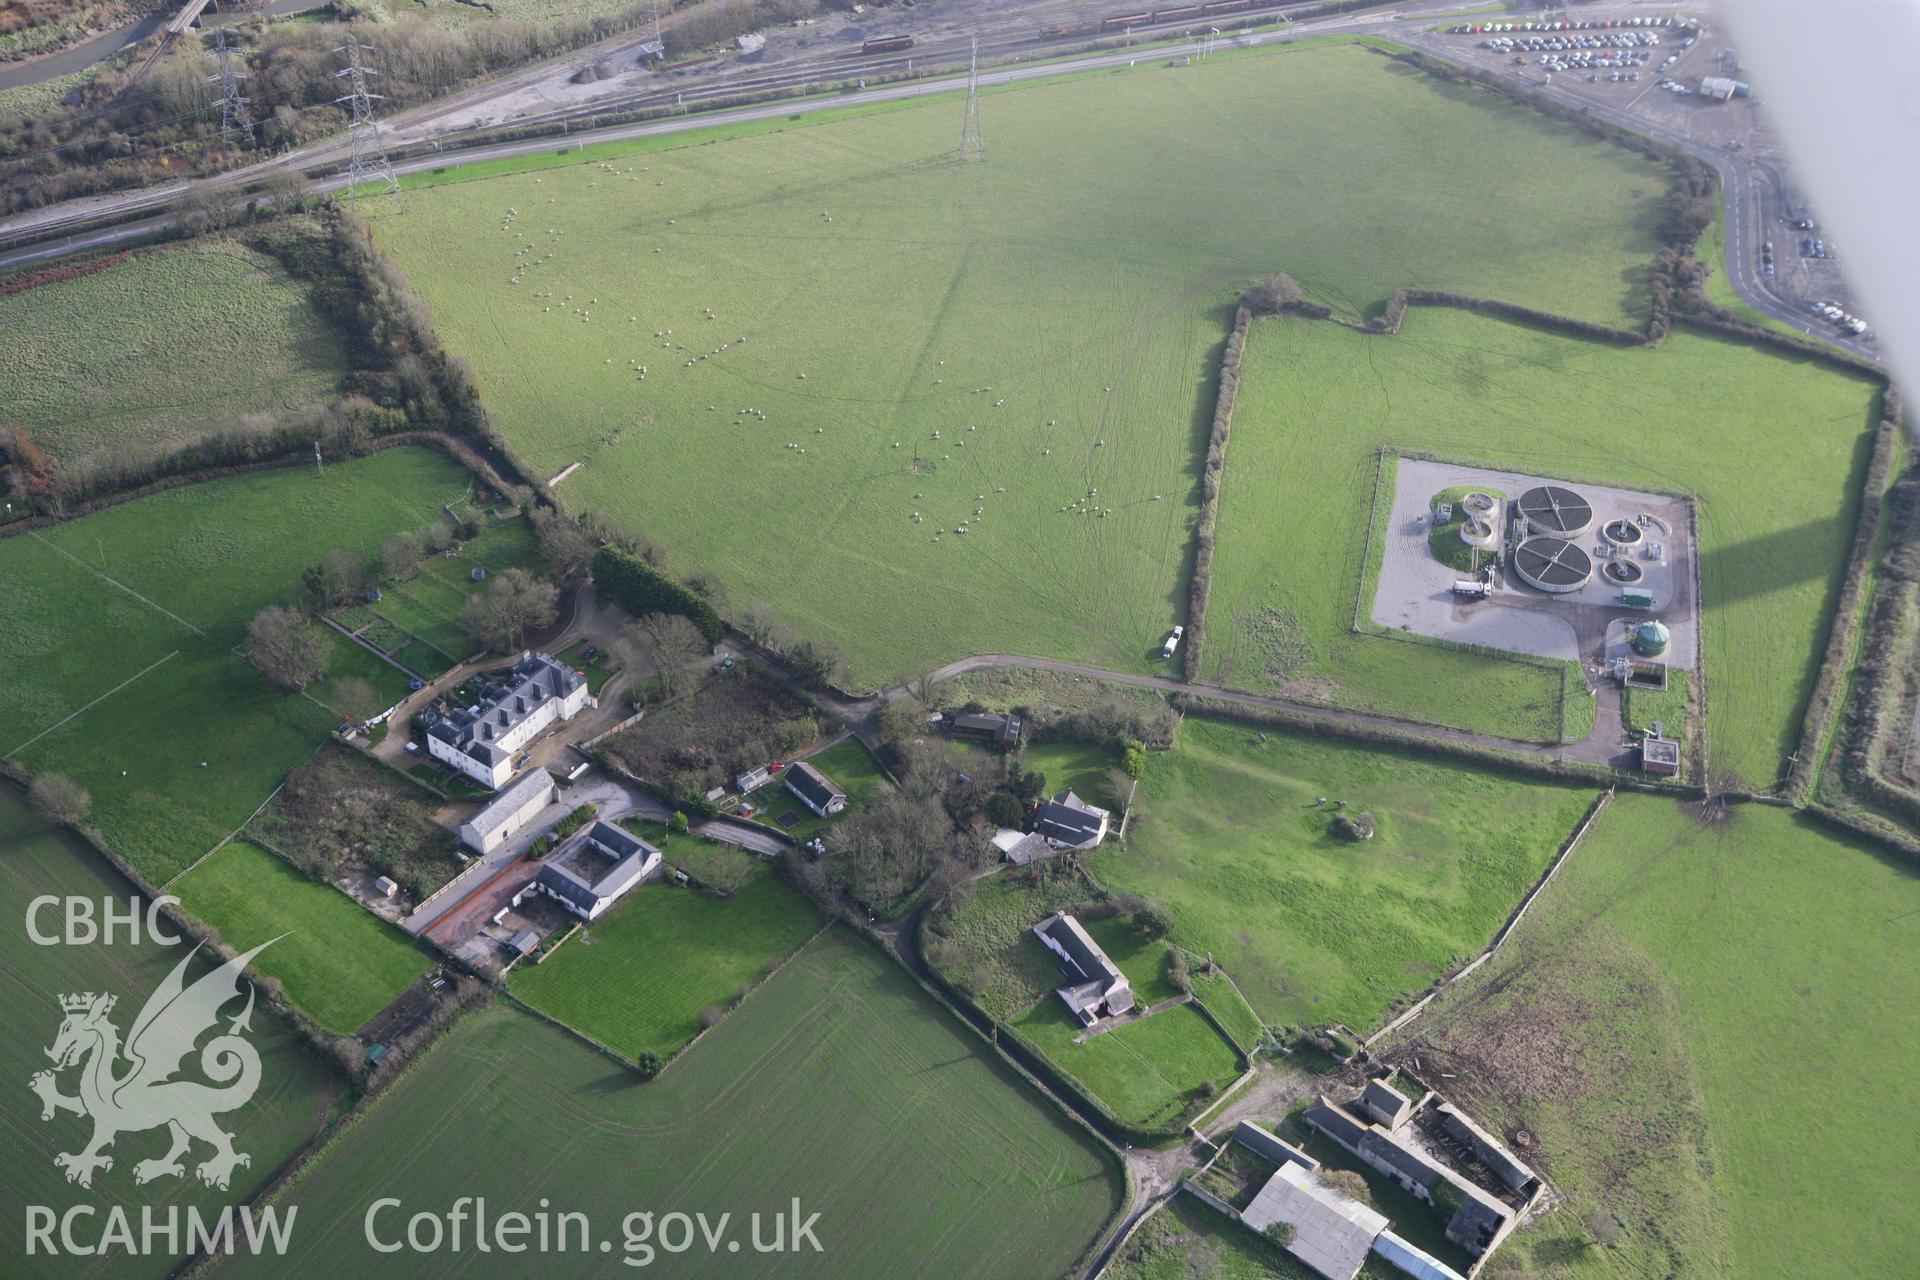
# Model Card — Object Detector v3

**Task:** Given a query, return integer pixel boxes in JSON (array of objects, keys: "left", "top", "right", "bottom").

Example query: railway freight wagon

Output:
[
  {"left": 862, "top": 35, "right": 915, "bottom": 53},
  {"left": 1043, "top": 0, "right": 1284, "bottom": 41}
]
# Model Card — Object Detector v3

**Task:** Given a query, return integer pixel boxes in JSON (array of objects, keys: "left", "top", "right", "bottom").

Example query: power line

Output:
[
  {"left": 637, "top": 0, "right": 664, "bottom": 60},
  {"left": 205, "top": 27, "right": 255, "bottom": 146},
  {"left": 334, "top": 38, "right": 397, "bottom": 196},
  {"left": 958, "top": 36, "right": 984, "bottom": 162}
]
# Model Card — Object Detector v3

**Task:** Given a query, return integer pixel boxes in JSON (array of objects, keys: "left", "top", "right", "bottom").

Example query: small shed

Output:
[
  {"left": 505, "top": 929, "right": 539, "bottom": 958},
  {"left": 374, "top": 875, "right": 399, "bottom": 898},
  {"left": 736, "top": 764, "right": 771, "bottom": 793},
  {"left": 1640, "top": 734, "right": 1681, "bottom": 776}
]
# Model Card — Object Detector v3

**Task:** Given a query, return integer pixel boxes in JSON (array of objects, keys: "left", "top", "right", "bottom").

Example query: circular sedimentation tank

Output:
[
  {"left": 1603, "top": 560, "right": 1644, "bottom": 585},
  {"left": 1459, "top": 517, "right": 1498, "bottom": 549},
  {"left": 1461, "top": 491, "right": 1498, "bottom": 519},
  {"left": 1516, "top": 485, "right": 1595, "bottom": 538},
  {"left": 1603, "top": 517, "right": 1645, "bottom": 549},
  {"left": 1631, "top": 619, "right": 1671, "bottom": 657},
  {"left": 1513, "top": 535, "right": 1594, "bottom": 593}
]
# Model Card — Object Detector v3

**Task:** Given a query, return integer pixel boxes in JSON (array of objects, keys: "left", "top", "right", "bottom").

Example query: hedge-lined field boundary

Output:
[
  {"left": 1183, "top": 302, "right": 1253, "bottom": 681},
  {"left": 1787, "top": 398, "right": 1904, "bottom": 800}
]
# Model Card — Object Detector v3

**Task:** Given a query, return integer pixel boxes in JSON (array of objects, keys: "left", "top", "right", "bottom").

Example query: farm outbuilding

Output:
[
  {"left": 536, "top": 820, "right": 661, "bottom": 921},
  {"left": 1033, "top": 911, "right": 1134, "bottom": 1025},
  {"left": 458, "top": 768, "right": 560, "bottom": 854},
  {"left": 1241, "top": 1162, "right": 1387, "bottom": 1280}
]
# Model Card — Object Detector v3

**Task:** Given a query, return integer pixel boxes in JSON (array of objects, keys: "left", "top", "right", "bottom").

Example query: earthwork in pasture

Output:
[{"left": 369, "top": 41, "right": 1670, "bottom": 687}]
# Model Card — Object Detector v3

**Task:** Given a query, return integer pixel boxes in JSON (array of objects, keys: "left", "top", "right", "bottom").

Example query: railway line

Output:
[{"left": 0, "top": 0, "right": 1343, "bottom": 249}]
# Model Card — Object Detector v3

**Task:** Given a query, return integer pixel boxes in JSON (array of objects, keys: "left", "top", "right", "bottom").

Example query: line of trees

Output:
[{"left": 591, "top": 544, "right": 725, "bottom": 645}]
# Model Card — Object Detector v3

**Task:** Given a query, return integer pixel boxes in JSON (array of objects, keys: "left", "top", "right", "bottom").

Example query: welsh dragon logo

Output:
[{"left": 30, "top": 939, "right": 278, "bottom": 1191}]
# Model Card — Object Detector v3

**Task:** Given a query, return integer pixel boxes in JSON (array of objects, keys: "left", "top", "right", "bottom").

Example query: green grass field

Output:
[
  {"left": 1203, "top": 311, "right": 1881, "bottom": 782},
  {"left": 231, "top": 930, "right": 1122, "bottom": 1279},
  {"left": 510, "top": 863, "right": 820, "bottom": 1060},
  {"left": 1189, "top": 968, "right": 1267, "bottom": 1053},
  {"left": 369, "top": 41, "right": 1669, "bottom": 686},
  {"left": 172, "top": 839, "right": 434, "bottom": 1035},
  {"left": 0, "top": 447, "right": 474, "bottom": 882},
  {"left": 1390, "top": 793, "right": 1920, "bottom": 1280},
  {"left": 0, "top": 791, "right": 344, "bottom": 1279},
  {"left": 1016, "top": 999, "right": 1241, "bottom": 1129},
  {"left": 1095, "top": 717, "right": 1598, "bottom": 1032},
  {"left": 0, "top": 239, "right": 346, "bottom": 471}
]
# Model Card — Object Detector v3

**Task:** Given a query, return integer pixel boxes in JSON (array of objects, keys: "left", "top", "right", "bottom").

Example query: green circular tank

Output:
[{"left": 1630, "top": 620, "right": 1671, "bottom": 658}]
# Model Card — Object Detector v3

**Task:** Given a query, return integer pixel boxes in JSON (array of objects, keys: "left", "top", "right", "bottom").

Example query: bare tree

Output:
[
  {"left": 615, "top": 613, "right": 707, "bottom": 699},
  {"left": 461, "top": 568, "right": 560, "bottom": 653},
  {"left": 29, "top": 773, "right": 91, "bottom": 826},
  {"left": 534, "top": 508, "right": 599, "bottom": 580},
  {"left": 876, "top": 696, "right": 930, "bottom": 746},
  {"left": 328, "top": 675, "right": 381, "bottom": 722},
  {"left": 739, "top": 600, "right": 780, "bottom": 645},
  {"left": 247, "top": 605, "right": 331, "bottom": 691},
  {"left": 381, "top": 532, "right": 424, "bottom": 581},
  {"left": 303, "top": 547, "right": 368, "bottom": 608}
]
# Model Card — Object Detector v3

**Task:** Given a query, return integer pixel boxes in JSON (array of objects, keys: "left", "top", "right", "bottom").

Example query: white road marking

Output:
[
  {"left": 5, "top": 650, "right": 180, "bottom": 759},
  {"left": 28, "top": 530, "right": 206, "bottom": 636}
]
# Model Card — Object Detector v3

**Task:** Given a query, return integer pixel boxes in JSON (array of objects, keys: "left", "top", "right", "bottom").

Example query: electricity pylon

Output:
[
  {"left": 205, "top": 27, "right": 254, "bottom": 146},
  {"left": 958, "top": 37, "right": 984, "bottom": 162},
  {"left": 335, "top": 39, "right": 398, "bottom": 196}
]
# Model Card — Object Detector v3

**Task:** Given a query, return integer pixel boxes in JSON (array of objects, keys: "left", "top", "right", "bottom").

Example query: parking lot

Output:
[{"left": 1427, "top": 5, "right": 1873, "bottom": 349}]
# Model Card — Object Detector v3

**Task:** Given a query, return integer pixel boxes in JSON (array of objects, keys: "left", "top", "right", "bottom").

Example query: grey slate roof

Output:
[
  {"left": 999, "top": 831, "right": 1053, "bottom": 865},
  {"left": 1032, "top": 790, "right": 1108, "bottom": 847},
  {"left": 784, "top": 760, "right": 845, "bottom": 812},
  {"left": 1034, "top": 912, "right": 1134, "bottom": 1019},
  {"left": 1303, "top": 1100, "right": 1369, "bottom": 1152},
  {"left": 464, "top": 769, "right": 556, "bottom": 838},
  {"left": 427, "top": 653, "right": 584, "bottom": 764},
  {"left": 1362, "top": 1078, "right": 1413, "bottom": 1128},
  {"left": 537, "top": 821, "right": 658, "bottom": 914}
]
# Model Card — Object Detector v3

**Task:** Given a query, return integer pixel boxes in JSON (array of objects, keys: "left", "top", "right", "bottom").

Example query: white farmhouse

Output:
[{"left": 425, "top": 652, "right": 592, "bottom": 790}]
